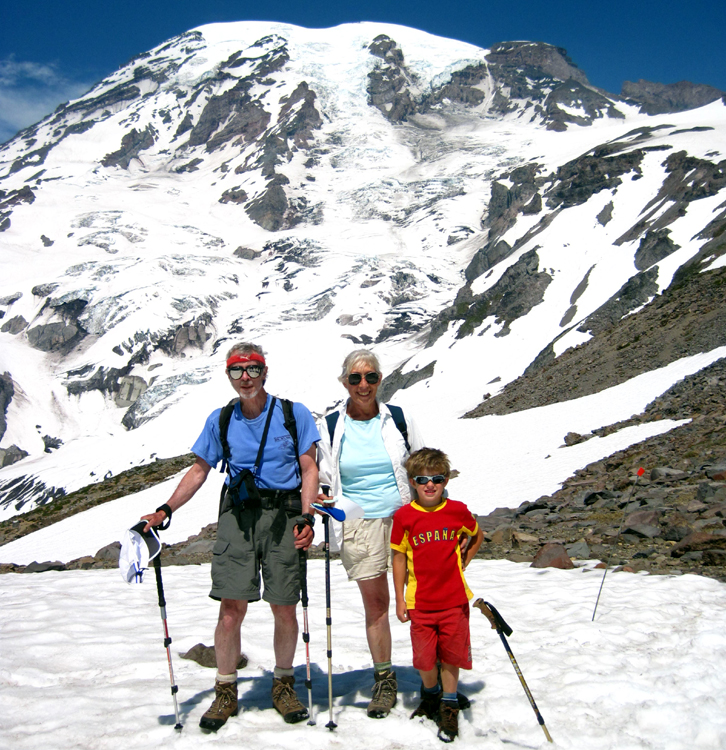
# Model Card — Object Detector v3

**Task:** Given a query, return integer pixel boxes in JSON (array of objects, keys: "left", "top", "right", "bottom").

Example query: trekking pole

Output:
[
  {"left": 152, "top": 551, "right": 183, "bottom": 731},
  {"left": 298, "top": 548, "right": 315, "bottom": 725},
  {"left": 320, "top": 486, "right": 337, "bottom": 730},
  {"left": 473, "top": 599, "right": 552, "bottom": 743},
  {"left": 591, "top": 467, "right": 645, "bottom": 621}
]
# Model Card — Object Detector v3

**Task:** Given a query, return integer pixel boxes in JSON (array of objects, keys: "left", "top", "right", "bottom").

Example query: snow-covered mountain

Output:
[{"left": 1, "top": 21, "right": 725, "bottom": 519}]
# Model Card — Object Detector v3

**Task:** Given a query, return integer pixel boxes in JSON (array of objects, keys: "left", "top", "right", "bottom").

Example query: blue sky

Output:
[{"left": 1, "top": 0, "right": 724, "bottom": 144}]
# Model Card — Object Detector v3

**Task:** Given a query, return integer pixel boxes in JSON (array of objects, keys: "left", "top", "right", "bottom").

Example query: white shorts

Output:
[{"left": 340, "top": 517, "right": 393, "bottom": 581}]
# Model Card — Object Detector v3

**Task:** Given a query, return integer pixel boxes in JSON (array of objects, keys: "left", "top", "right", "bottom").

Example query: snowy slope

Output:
[
  {"left": 0, "top": 21, "right": 725, "bottom": 517},
  {"left": 1, "top": 559, "right": 725, "bottom": 749}
]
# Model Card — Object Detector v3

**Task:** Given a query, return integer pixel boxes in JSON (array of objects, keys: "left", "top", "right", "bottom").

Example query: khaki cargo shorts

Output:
[
  {"left": 210, "top": 502, "right": 301, "bottom": 605},
  {"left": 340, "top": 516, "right": 393, "bottom": 581}
]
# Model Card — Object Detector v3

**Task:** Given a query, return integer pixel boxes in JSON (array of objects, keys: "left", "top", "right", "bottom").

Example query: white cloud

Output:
[{"left": 0, "top": 55, "right": 93, "bottom": 144}]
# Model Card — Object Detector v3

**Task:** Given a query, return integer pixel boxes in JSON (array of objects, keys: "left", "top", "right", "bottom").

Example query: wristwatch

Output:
[{"left": 301, "top": 512, "right": 315, "bottom": 528}]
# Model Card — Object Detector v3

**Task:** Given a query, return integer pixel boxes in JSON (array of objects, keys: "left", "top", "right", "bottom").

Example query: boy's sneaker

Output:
[
  {"left": 437, "top": 702, "right": 459, "bottom": 743},
  {"left": 199, "top": 680, "right": 238, "bottom": 732},
  {"left": 271, "top": 675, "right": 309, "bottom": 724},
  {"left": 411, "top": 688, "right": 442, "bottom": 720},
  {"left": 367, "top": 669, "right": 397, "bottom": 718}
]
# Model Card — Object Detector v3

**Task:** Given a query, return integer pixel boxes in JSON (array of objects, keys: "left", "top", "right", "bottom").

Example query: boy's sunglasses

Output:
[
  {"left": 348, "top": 372, "right": 380, "bottom": 385},
  {"left": 413, "top": 475, "right": 446, "bottom": 485},
  {"left": 228, "top": 364, "right": 263, "bottom": 380}
]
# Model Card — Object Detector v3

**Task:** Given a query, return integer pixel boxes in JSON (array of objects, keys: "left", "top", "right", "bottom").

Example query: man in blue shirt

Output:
[{"left": 142, "top": 342, "right": 320, "bottom": 731}]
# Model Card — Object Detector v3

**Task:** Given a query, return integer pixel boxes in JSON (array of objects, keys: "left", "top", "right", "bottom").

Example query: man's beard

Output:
[{"left": 238, "top": 382, "right": 263, "bottom": 400}]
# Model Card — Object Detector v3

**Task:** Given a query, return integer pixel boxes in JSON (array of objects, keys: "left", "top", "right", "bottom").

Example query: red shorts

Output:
[{"left": 409, "top": 603, "right": 472, "bottom": 671}]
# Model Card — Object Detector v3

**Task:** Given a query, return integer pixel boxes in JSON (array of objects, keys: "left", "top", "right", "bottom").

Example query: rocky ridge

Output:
[{"left": 3, "top": 355, "right": 725, "bottom": 581}]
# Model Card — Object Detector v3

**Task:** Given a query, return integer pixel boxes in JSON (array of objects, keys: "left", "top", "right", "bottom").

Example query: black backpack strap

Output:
[
  {"left": 324, "top": 405, "right": 409, "bottom": 451},
  {"left": 281, "top": 398, "right": 302, "bottom": 488},
  {"left": 386, "top": 404, "right": 410, "bottom": 452},
  {"left": 219, "top": 398, "right": 239, "bottom": 473},
  {"left": 325, "top": 412, "right": 340, "bottom": 446}
]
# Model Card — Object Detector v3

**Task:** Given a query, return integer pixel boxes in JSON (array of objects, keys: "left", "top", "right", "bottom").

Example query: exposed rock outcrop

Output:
[{"left": 622, "top": 79, "right": 724, "bottom": 115}]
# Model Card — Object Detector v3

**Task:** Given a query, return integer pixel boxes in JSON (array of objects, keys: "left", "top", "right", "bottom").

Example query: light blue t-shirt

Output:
[
  {"left": 192, "top": 395, "right": 320, "bottom": 490},
  {"left": 339, "top": 414, "right": 401, "bottom": 518}
]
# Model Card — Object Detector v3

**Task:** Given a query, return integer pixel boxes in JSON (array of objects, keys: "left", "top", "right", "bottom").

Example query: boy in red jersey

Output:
[{"left": 391, "top": 448, "right": 483, "bottom": 743}]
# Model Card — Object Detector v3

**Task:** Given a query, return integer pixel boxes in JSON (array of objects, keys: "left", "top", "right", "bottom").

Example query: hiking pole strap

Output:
[{"left": 473, "top": 599, "right": 513, "bottom": 636}]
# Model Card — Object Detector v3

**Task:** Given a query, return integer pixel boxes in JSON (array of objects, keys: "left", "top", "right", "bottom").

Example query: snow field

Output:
[{"left": 1, "top": 559, "right": 725, "bottom": 749}]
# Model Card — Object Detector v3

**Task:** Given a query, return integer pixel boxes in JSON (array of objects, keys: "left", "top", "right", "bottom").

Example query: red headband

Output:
[{"left": 226, "top": 352, "right": 266, "bottom": 369}]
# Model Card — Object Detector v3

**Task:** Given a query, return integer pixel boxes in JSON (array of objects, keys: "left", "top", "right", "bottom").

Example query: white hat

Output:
[{"left": 119, "top": 521, "right": 161, "bottom": 584}]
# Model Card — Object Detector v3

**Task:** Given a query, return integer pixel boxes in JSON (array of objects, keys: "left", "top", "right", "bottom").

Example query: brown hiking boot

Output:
[
  {"left": 367, "top": 669, "right": 397, "bottom": 718},
  {"left": 411, "top": 688, "right": 442, "bottom": 720},
  {"left": 437, "top": 702, "right": 459, "bottom": 743},
  {"left": 199, "top": 680, "right": 238, "bottom": 732},
  {"left": 271, "top": 675, "right": 309, "bottom": 724}
]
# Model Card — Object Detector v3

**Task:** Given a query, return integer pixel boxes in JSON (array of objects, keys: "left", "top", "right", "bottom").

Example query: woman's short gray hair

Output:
[{"left": 339, "top": 349, "right": 382, "bottom": 383}]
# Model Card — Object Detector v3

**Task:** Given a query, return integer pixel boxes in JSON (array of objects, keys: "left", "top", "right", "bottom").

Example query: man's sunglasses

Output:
[
  {"left": 348, "top": 372, "right": 380, "bottom": 385},
  {"left": 413, "top": 475, "right": 446, "bottom": 485},
  {"left": 228, "top": 364, "right": 264, "bottom": 380}
]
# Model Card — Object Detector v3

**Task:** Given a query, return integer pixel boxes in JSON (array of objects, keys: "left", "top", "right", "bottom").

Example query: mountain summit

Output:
[{"left": 0, "top": 22, "right": 725, "bottom": 516}]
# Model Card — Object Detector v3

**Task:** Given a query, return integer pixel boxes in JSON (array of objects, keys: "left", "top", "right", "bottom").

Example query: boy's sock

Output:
[
  {"left": 423, "top": 684, "right": 441, "bottom": 696},
  {"left": 374, "top": 661, "right": 393, "bottom": 674},
  {"left": 442, "top": 692, "right": 458, "bottom": 705}
]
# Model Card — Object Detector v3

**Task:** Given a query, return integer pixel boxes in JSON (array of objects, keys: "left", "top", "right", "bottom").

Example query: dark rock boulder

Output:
[
  {"left": 545, "top": 80, "right": 624, "bottom": 131},
  {"left": 0, "top": 444, "right": 29, "bottom": 468},
  {"left": 180, "top": 643, "right": 248, "bottom": 670},
  {"left": 22, "top": 561, "right": 66, "bottom": 573},
  {"left": 245, "top": 175, "right": 294, "bottom": 231},
  {"left": 671, "top": 531, "right": 726, "bottom": 558},
  {"left": 219, "top": 187, "right": 248, "bottom": 205},
  {"left": 366, "top": 35, "right": 417, "bottom": 123},
  {"left": 1, "top": 315, "right": 28, "bottom": 334},
  {"left": 531, "top": 542, "right": 574, "bottom": 569},
  {"left": 378, "top": 360, "right": 436, "bottom": 402},
  {"left": 1, "top": 372, "right": 14, "bottom": 441},
  {"left": 187, "top": 78, "right": 271, "bottom": 152},
  {"left": 578, "top": 267, "right": 659, "bottom": 336},
  {"left": 95, "top": 541, "right": 121, "bottom": 562},
  {"left": 27, "top": 322, "right": 84, "bottom": 352},
  {"left": 546, "top": 150, "right": 645, "bottom": 209},
  {"left": 101, "top": 125, "right": 157, "bottom": 169},
  {"left": 31, "top": 283, "right": 60, "bottom": 297},
  {"left": 634, "top": 229, "right": 680, "bottom": 271}
]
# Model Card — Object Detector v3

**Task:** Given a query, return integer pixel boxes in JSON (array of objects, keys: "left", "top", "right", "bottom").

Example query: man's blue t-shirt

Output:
[{"left": 192, "top": 395, "right": 320, "bottom": 490}]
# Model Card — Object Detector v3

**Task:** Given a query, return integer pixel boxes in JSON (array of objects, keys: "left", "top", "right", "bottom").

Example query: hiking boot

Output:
[
  {"left": 437, "top": 702, "right": 459, "bottom": 743},
  {"left": 367, "top": 669, "right": 397, "bottom": 718},
  {"left": 271, "top": 675, "right": 309, "bottom": 724},
  {"left": 423, "top": 669, "right": 470, "bottom": 710},
  {"left": 199, "top": 680, "right": 238, "bottom": 732},
  {"left": 410, "top": 688, "right": 442, "bottom": 720}
]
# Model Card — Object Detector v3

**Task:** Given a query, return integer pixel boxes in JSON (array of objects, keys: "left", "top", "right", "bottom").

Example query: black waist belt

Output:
[{"left": 254, "top": 489, "right": 301, "bottom": 509}]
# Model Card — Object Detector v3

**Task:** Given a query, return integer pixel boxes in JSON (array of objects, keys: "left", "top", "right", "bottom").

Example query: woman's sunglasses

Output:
[
  {"left": 413, "top": 475, "right": 446, "bottom": 485},
  {"left": 348, "top": 372, "right": 380, "bottom": 385},
  {"left": 228, "top": 364, "right": 264, "bottom": 380}
]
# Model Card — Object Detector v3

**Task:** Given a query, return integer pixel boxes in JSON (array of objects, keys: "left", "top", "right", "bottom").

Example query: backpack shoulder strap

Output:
[
  {"left": 386, "top": 404, "right": 410, "bottom": 452},
  {"left": 281, "top": 398, "right": 303, "bottom": 488},
  {"left": 218, "top": 398, "right": 238, "bottom": 472},
  {"left": 325, "top": 412, "right": 340, "bottom": 446}
]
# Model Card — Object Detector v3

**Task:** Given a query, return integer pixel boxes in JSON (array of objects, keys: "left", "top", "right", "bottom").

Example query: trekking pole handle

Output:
[{"left": 473, "top": 599, "right": 513, "bottom": 637}]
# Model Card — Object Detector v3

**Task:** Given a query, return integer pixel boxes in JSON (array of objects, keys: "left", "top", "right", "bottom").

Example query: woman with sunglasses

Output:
[{"left": 317, "top": 349, "right": 424, "bottom": 719}]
